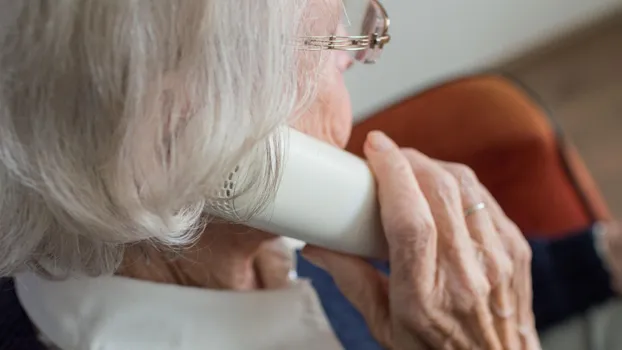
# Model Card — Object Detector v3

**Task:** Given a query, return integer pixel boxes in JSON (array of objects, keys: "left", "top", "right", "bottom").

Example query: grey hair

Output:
[{"left": 0, "top": 0, "right": 336, "bottom": 277}]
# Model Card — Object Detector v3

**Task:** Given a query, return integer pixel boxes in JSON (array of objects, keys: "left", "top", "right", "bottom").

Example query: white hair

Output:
[{"left": 0, "top": 0, "right": 337, "bottom": 277}]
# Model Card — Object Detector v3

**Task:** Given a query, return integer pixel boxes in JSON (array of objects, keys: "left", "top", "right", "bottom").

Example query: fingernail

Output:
[
  {"left": 367, "top": 131, "right": 392, "bottom": 151},
  {"left": 301, "top": 251, "right": 327, "bottom": 270}
]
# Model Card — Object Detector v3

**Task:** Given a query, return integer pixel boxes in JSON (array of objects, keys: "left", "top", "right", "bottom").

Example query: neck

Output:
[{"left": 118, "top": 223, "right": 284, "bottom": 290}]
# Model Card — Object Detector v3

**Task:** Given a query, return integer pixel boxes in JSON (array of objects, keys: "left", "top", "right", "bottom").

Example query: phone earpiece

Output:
[{"left": 208, "top": 127, "right": 388, "bottom": 260}]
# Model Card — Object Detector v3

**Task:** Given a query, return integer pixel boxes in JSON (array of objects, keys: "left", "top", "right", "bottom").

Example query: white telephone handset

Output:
[{"left": 209, "top": 127, "right": 388, "bottom": 259}]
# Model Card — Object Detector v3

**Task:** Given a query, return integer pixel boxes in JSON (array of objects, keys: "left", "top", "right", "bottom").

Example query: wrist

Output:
[
  {"left": 594, "top": 221, "right": 622, "bottom": 294},
  {"left": 549, "top": 227, "right": 615, "bottom": 306},
  {"left": 593, "top": 222, "right": 610, "bottom": 271}
]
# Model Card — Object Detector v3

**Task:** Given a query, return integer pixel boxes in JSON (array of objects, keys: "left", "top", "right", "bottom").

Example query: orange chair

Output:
[{"left": 347, "top": 74, "right": 610, "bottom": 239}]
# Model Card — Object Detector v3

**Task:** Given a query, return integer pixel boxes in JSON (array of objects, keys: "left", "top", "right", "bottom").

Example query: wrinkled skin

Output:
[
  {"left": 302, "top": 132, "right": 541, "bottom": 349},
  {"left": 119, "top": 226, "right": 295, "bottom": 290}
]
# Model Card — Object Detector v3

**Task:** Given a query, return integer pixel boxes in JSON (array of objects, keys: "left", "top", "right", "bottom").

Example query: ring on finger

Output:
[
  {"left": 490, "top": 301, "right": 515, "bottom": 319},
  {"left": 464, "top": 202, "right": 487, "bottom": 218}
]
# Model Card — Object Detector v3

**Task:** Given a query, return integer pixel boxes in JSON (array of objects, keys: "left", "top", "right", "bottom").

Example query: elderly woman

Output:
[{"left": 0, "top": 0, "right": 542, "bottom": 349}]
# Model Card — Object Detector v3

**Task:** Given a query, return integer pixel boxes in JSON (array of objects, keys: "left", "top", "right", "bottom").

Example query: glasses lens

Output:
[{"left": 343, "top": 1, "right": 385, "bottom": 63}]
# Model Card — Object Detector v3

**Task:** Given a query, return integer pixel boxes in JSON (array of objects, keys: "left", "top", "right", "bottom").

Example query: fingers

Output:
[
  {"left": 400, "top": 150, "right": 490, "bottom": 309},
  {"left": 301, "top": 245, "right": 394, "bottom": 349},
  {"left": 479, "top": 186, "right": 539, "bottom": 349},
  {"left": 364, "top": 133, "right": 473, "bottom": 348},
  {"left": 400, "top": 149, "right": 500, "bottom": 349},
  {"left": 363, "top": 131, "right": 438, "bottom": 292},
  {"left": 363, "top": 134, "right": 533, "bottom": 349},
  {"left": 438, "top": 162, "right": 518, "bottom": 349},
  {"left": 438, "top": 162, "right": 513, "bottom": 285}
]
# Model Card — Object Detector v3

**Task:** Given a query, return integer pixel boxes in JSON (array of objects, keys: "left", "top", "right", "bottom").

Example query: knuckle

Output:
[
  {"left": 432, "top": 171, "right": 459, "bottom": 195},
  {"left": 500, "top": 221, "right": 533, "bottom": 265},
  {"left": 508, "top": 228, "right": 532, "bottom": 264},
  {"left": 517, "top": 240, "right": 533, "bottom": 264},
  {"left": 490, "top": 252, "right": 514, "bottom": 284},
  {"left": 499, "top": 254, "right": 515, "bottom": 281},
  {"left": 390, "top": 152, "right": 414, "bottom": 175},
  {"left": 458, "top": 276, "right": 491, "bottom": 311},
  {"left": 399, "top": 148, "right": 421, "bottom": 167},
  {"left": 509, "top": 238, "right": 532, "bottom": 267},
  {"left": 401, "top": 303, "right": 434, "bottom": 329},
  {"left": 450, "top": 163, "right": 479, "bottom": 186},
  {"left": 374, "top": 149, "right": 412, "bottom": 180},
  {"left": 461, "top": 265, "right": 492, "bottom": 298},
  {"left": 396, "top": 159, "right": 414, "bottom": 177},
  {"left": 475, "top": 276, "right": 492, "bottom": 298},
  {"left": 467, "top": 262, "right": 493, "bottom": 296},
  {"left": 383, "top": 166, "right": 411, "bottom": 188},
  {"left": 391, "top": 213, "right": 436, "bottom": 239},
  {"left": 400, "top": 147, "right": 419, "bottom": 158}
]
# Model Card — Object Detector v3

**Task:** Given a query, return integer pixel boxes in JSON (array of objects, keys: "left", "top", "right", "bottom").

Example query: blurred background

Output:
[
  {"left": 343, "top": 4, "right": 622, "bottom": 348},
  {"left": 346, "top": 0, "right": 622, "bottom": 217}
]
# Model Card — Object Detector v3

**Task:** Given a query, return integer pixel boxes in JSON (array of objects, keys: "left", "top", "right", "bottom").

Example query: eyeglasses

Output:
[{"left": 298, "top": 0, "right": 390, "bottom": 64}]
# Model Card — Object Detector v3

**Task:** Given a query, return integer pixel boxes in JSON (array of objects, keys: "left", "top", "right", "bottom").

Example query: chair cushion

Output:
[{"left": 347, "top": 74, "right": 610, "bottom": 238}]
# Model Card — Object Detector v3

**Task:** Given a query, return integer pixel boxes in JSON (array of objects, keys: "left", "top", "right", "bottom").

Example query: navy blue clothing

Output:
[
  {"left": 530, "top": 226, "right": 614, "bottom": 331},
  {"left": 0, "top": 225, "right": 615, "bottom": 350},
  {"left": 0, "top": 279, "right": 45, "bottom": 350}
]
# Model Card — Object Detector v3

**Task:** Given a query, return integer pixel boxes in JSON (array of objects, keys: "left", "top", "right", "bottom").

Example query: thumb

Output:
[
  {"left": 254, "top": 237, "right": 295, "bottom": 289},
  {"left": 302, "top": 245, "right": 393, "bottom": 348}
]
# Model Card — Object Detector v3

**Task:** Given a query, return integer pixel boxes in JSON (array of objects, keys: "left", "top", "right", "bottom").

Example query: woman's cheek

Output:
[{"left": 293, "top": 53, "right": 353, "bottom": 149}]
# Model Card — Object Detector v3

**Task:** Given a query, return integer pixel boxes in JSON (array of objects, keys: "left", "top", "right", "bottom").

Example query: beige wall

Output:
[{"left": 346, "top": 0, "right": 622, "bottom": 122}]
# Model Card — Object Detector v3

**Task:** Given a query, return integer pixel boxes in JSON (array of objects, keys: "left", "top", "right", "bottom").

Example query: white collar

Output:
[{"left": 14, "top": 272, "right": 343, "bottom": 350}]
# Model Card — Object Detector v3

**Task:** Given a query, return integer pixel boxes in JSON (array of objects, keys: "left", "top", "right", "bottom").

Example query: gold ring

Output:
[{"left": 464, "top": 202, "right": 486, "bottom": 218}]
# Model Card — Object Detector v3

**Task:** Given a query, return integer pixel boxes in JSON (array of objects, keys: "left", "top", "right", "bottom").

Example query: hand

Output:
[{"left": 302, "top": 131, "right": 541, "bottom": 349}]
